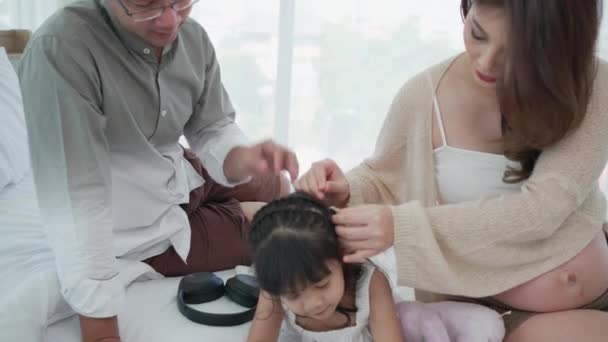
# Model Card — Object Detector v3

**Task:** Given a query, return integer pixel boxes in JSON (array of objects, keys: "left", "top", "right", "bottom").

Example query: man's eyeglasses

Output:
[{"left": 117, "top": 0, "right": 200, "bottom": 23}]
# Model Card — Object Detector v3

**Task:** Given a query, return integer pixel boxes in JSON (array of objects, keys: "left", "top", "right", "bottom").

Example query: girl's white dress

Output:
[{"left": 278, "top": 263, "right": 375, "bottom": 342}]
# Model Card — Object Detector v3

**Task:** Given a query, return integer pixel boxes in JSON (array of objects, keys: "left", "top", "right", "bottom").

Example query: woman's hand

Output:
[
  {"left": 293, "top": 159, "right": 350, "bottom": 208},
  {"left": 333, "top": 204, "right": 394, "bottom": 263}
]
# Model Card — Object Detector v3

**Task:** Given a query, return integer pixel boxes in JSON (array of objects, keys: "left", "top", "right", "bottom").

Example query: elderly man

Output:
[{"left": 18, "top": 0, "right": 297, "bottom": 341}]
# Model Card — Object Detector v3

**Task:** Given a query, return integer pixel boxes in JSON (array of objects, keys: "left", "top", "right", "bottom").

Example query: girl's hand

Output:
[
  {"left": 332, "top": 204, "right": 394, "bottom": 263},
  {"left": 293, "top": 159, "right": 350, "bottom": 208},
  {"left": 247, "top": 291, "right": 284, "bottom": 342}
]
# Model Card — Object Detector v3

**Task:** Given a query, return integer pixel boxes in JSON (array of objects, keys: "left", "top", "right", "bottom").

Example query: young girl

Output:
[{"left": 246, "top": 192, "right": 404, "bottom": 342}]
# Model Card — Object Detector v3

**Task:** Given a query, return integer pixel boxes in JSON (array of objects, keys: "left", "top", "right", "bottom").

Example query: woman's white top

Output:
[{"left": 431, "top": 80, "right": 520, "bottom": 204}]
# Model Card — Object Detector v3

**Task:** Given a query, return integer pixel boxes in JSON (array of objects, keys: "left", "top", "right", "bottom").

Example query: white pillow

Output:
[{"left": 0, "top": 47, "right": 29, "bottom": 190}]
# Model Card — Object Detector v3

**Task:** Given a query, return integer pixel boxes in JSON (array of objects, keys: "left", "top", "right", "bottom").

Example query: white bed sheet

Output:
[
  {"left": 45, "top": 275, "right": 413, "bottom": 342},
  {"left": 44, "top": 250, "right": 414, "bottom": 342},
  {"left": 45, "top": 269, "right": 252, "bottom": 342}
]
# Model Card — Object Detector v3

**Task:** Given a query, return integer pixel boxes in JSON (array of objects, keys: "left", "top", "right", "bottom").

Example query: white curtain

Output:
[
  {"left": 193, "top": 0, "right": 608, "bottom": 173},
  {"left": 0, "top": 0, "right": 74, "bottom": 30},
  {"left": 190, "top": 0, "right": 468, "bottom": 172},
  {"left": 2, "top": 0, "right": 608, "bottom": 178}
]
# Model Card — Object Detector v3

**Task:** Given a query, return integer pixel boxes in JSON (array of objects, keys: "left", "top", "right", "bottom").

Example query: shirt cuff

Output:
[
  {"left": 199, "top": 127, "right": 252, "bottom": 187},
  {"left": 61, "top": 273, "right": 125, "bottom": 318}
]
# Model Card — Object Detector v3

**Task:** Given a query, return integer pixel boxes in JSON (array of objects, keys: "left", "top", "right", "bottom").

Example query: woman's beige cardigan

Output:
[{"left": 346, "top": 56, "right": 608, "bottom": 301}]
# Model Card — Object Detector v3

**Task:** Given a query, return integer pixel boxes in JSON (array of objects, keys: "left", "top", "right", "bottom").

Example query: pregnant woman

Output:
[{"left": 295, "top": 0, "right": 608, "bottom": 340}]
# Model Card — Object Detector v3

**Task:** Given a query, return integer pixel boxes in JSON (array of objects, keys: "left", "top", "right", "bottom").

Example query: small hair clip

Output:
[{"left": 500, "top": 310, "right": 513, "bottom": 318}]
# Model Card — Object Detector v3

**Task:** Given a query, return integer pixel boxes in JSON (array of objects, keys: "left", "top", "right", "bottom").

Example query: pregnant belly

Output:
[{"left": 493, "top": 231, "right": 608, "bottom": 312}]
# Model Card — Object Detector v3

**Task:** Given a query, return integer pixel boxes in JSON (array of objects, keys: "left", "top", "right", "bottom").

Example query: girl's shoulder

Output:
[
  {"left": 354, "top": 263, "right": 385, "bottom": 304},
  {"left": 355, "top": 262, "right": 376, "bottom": 286}
]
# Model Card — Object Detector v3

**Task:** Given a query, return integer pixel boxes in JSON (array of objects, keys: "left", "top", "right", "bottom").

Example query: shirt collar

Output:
[{"left": 98, "top": 0, "right": 177, "bottom": 63}]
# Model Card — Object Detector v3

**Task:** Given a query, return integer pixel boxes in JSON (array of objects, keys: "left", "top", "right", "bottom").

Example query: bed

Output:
[
  {"left": 44, "top": 266, "right": 413, "bottom": 342},
  {"left": 45, "top": 269, "right": 252, "bottom": 342}
]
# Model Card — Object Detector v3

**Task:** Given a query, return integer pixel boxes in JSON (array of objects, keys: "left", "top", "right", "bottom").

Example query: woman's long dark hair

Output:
[
  {"left": 461, "top": 0, "right": 602, "bottom": 182},
  {"left": 249, "top": 192, "right": 363, "bottom": 327}
]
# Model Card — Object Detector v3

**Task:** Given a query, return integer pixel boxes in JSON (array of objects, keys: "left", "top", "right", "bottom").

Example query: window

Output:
[
  {"left": 5, "top": 0, "right": 608, "bottom": 187},
  {"left": 192, "top": 1, "right": 608, "bottom": 177},
  {"left": 190, "top": 1, "right": 281, "bottom": 146},
  {"left": 286, "top": 0, "right": 464, "bottom": 171},
  {"left": 192, "top": 0, "right": 466, "bottom": 172}
]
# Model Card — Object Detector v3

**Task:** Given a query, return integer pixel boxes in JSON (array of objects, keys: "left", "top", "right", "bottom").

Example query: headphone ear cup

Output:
[
  {"left": 225, "top": 274, "right": 259, "bottom": 308},
  {"left": 177, "top": 273, "right": 258, "bottom": 326},
  {"left": 179, "top": 272, "right": 225, "bottom": 304}
]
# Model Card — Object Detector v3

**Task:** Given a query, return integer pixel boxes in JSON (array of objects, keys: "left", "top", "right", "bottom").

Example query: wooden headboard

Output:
[{"left": 0, "top": 30, "right": 32, "bottom": 54}]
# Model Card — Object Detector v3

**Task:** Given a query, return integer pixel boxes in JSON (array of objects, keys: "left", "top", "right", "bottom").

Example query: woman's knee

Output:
[{"left": 506, "top": 309, "right": 608, "bottom": 342}]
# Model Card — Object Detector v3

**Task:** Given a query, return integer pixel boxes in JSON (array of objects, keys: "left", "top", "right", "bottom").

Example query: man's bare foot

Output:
[{"left": 240, "top": 201, "right": 266, "bottom": 222}]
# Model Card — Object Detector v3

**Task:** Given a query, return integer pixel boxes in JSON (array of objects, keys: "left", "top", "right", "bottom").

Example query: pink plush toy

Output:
[{"left": 396, "top": 301, "right": 506, "bottom": 342}]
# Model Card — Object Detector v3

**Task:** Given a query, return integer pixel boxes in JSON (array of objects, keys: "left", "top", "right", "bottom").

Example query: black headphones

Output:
[{"left": 177, "top": 272, "right": 260, "bottom": 326}]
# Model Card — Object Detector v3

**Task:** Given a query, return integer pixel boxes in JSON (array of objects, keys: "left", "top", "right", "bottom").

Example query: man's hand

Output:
[{"left": 224, "top": 140, "right": 299, "bottom": 183}]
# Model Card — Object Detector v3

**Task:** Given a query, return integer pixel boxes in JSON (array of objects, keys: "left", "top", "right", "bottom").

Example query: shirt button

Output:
[
  {"left": 161, "top": 110, "right": 168, "bottom": 117},
  {"left": 143, "top": 48, "right": 151, "bottom": 54}
]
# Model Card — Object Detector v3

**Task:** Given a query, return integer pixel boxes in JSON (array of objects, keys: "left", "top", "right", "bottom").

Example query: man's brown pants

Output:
[{"left": 143, "top": 149, "right": 281, "bottom": 276}]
